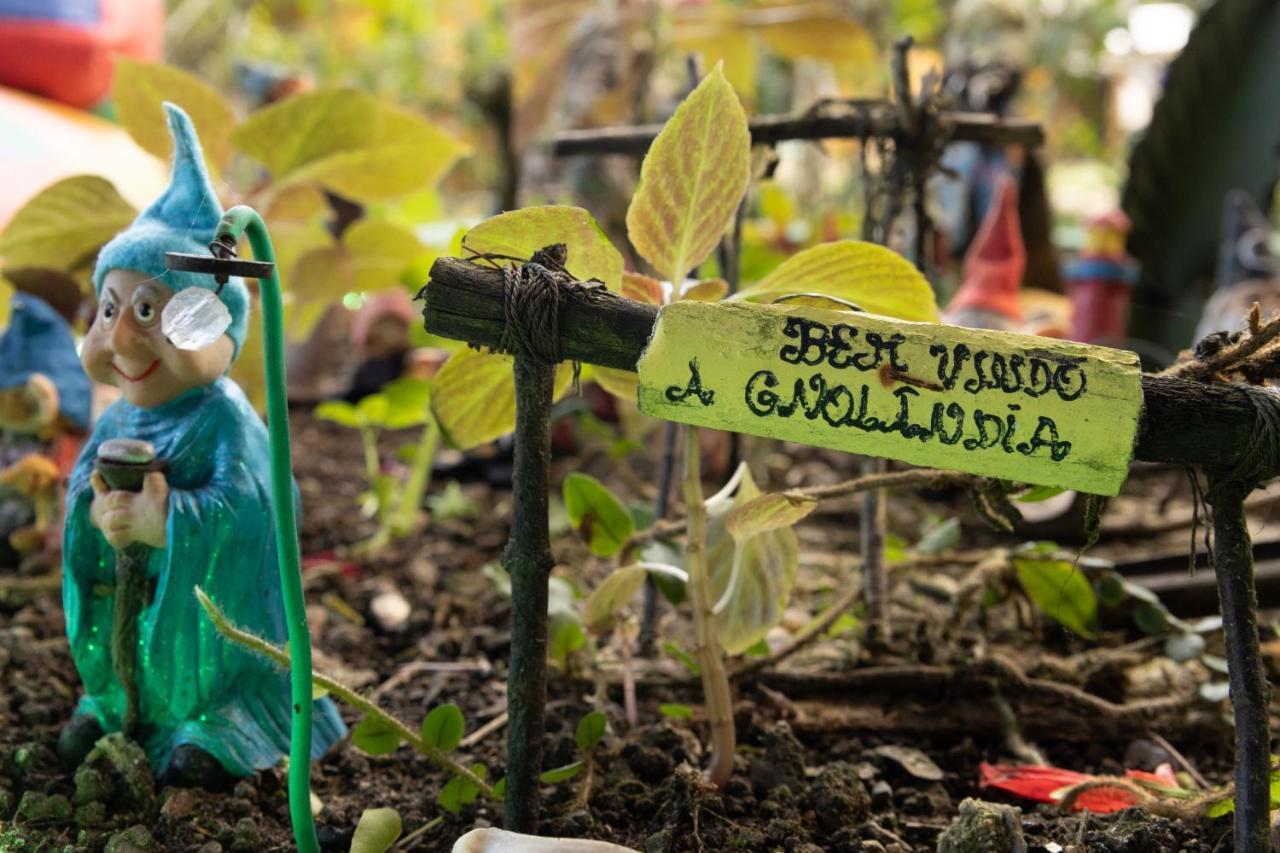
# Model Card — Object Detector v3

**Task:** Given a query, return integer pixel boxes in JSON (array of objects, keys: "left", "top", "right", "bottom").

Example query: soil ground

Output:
[{"left": 0, "top": 406, "right": 1265, "bottom": 852}]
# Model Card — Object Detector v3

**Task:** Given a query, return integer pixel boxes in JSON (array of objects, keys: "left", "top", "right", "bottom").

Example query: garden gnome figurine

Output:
[
  {"left": 943, "top": 175, "right": 1025, "bottom": 331},
  {"left": 1063, "top": 210, "right": 1138, "bottom": 344},
  {"left": 60, "top": 103, "right": 345, "bottom": 786},
  {"left": 0, "top": 291, "right": 92, "bottom": 567},
  {"left": 1193, "top": 190, "right": 1280, "bottom": 343}
]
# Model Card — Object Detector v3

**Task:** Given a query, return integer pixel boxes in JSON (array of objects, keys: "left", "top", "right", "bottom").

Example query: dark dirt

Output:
[{"left": 0, "top": 408, "right": 1257, "bottom": 851}]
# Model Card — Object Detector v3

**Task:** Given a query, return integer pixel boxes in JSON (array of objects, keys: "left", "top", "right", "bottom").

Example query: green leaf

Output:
[
  {"left": 357, "top": 393, "right": 391, "bottom": 426},
  {"left": 625, "top": 64, "right": 751, "bottom": 283},
  {"left": 421, "top": 704, "right": 465, "bottom": 753},
  {"left": 659, "top": 703, "right": 693, "bottom": 719},
  {"left": 1016, "top": 484, "right": 1068, "bottom": 503},
  {"left": 1205, "top": 796, "right": 1233, "bottom": 818},
  {"left": 437, "top": 776, "right": 471, "bottom": 814},
  {"left": 352, "top": 714, "right": 401, "bottom": 756},
  {"left": 825, "top": 612, "right": 860, "bottom": 638},
  {"left": 1097, "top": 573, "right": 1128, "bottom": 607},
  {"left": 1014, "top": 557, "right": 1099, "bottom": 639},
  {"left": 431, "top": 348, "right": 573, "bottom": 450},
  {"left": 549, "top": 619, "right": 586, "bottom": 668},
  {"left": 350, "top": 807, "right": 402, "bottom": 853},
  {"left": 426, "top": 481, "right": 479, "bottom": 522},
  {"left": 916, "top": 517, "right": 960, "bottom": 555},
  {"left": 575, "top": 711, "right": 608, "bottom": 751},
  {"left": 738, "top": 240, "right": 940, "bottom": 323},
  {"left": 287, "top": 245, "right": 355, "bottom": 341},
  {"left": 493, "top": 777, "right": 506, "bottom": 798},
  {"left": 314, "top": 400, "right": 363, "bottom": 428},
  {"left": 725, "top": 492, "right": 817, "bottom": 542},
  {"left": 114, "top": 59, "right": 237, "bottom": 171},
  {"left": 0, "top": 176, "right": 136, "bottom": 271},
  {"left": 663, "top": 641, "right": 701, "bottom": 675},
  {"left": 540, "top": 761, "right": 584, "bottom": 784},
  {"left": 463, "top": 206, "right": 623, "bottom": 291},
  {"left": 381, "top": 377, "right": 433, "bottom": 430},
  {"left": 563, "top": 473, "right": 635, "bottom": 558},
  {"left": 705, "top": 464, "right": 800, "bottom": 654}
]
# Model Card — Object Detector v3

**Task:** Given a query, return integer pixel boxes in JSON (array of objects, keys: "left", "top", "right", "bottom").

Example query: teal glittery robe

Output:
[{"left": 63, "top": 378, "right": 345, "bottom": 776}]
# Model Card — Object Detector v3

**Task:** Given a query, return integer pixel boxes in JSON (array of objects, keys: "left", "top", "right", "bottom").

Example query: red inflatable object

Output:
[{"left": 0, "top": 0, "right": 163, "bottom": 108}]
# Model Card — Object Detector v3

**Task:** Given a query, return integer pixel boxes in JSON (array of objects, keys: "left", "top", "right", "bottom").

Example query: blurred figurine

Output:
[
  {"left": 1194, "top": 190, "right": 1280, "bottom": 343},
  {"left": 59, "top": 103, "right": 345, "bottom": 785},
  {"left": 1064, "top": 210, "right": 1138, "bottom": 345},
  {"left": 943, "top": 175, "right": 1025, "bottom": 331},
  {"left": 0, "top": 291, "right": 92, "bottom": 568}
]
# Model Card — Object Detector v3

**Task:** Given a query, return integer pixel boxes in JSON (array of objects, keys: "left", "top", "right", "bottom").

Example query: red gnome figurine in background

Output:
[
  {"left": 943, "top": 174, "right": 1025, "bottom": 332},
  {"left": 1063, "top": 210, "right": 1138, "bottom": 346}
]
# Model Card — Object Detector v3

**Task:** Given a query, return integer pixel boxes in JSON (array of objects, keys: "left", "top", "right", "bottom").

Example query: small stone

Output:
[
  {"left": 232, "top": 778, "right": 256, "bottom": 799},
  {"left": 196, "top": 844, "right": 224, "bottom": 853},
  {"left": 749, "top": 721, "right": 807, "bottom": 796},
  {"left": 76, "top": 733, "right": 155, "bottom": 817},
  {"left": 809, "top": 761, "right": 870, "bottom": 832},
  {"left": 369, "top": 587, "right": 412, "bottom": 632},
  {"left": 644, "top": 828, "right": 674, "bottom": 853},
  {"left": 17, "top": 790, "right": 72, "bottom": 822},
  {"left": 105, "top": 824, "right": 155, "bottom": 853},
  {"left": 936, "top": 798, "right": 1027, "bottom": 853},
  {"left": 160, "top": 787, "right": 201, "bottom": 821},
  {"left": 858, "top": 842, "right": 887, "bottom": 853},
  {"left": 231, "top": 816, "right": 261, "bottom": 851},
  {"left": 870, "top": 780, "right": 893, "bottom": 810},
  {"left": 74, "top": 800, "right": 108, "bottom": 827},
  {"left": 73, "top": 767, "right": 111, "bottom": 805}
]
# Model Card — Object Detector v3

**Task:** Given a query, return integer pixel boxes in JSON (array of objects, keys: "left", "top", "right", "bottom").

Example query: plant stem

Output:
[
  {"left": 195, "top": 588, "right": 494, "bottom": 798},
  {"left": 862, "top": 457, "right": 890, "bottom": 644},
  {"left": 1206, "top": 479, "right": 1273, "bottom": 853},
  {"left": 639, "top": 421, "right": 679, "bottom": 654},
  {"left": 502, "top": 353, "right": 557, "bottom": 832},
  {"left": 394, "top": 417, "right": 439, "bottom": 536},
  {"left": 683, "top": 426, "right": 736, "bottom": 788},
  {"left": 215, "top": 205, "right": 319, "bottom": 853}
]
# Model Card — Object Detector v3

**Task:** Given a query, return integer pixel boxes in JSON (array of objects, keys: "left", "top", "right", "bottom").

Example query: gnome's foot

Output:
[
  {"left": 159, "top": 744, "right": 235, "bottom": 791},
  {"left": 57, "top": 714, "right": 104, "bottom": 767}
]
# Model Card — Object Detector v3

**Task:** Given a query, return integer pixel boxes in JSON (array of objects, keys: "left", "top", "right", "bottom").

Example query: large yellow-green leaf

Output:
[
  {"left": 738, "top": 240, "right": 939, "bottom": 322},
  {"left": 232, "top": 89, "right": 379, "bottom": 178},
  {"left": 430, "top": 348, "right": 573, "bottom": 450},
  {"left": 282, "top": 102, "right": 468, "bottom": 203},
  {"left": 725, "top": 492, "right": 816, "bottom": 542},
  {"left": 625, "top": 64, "right": 750, "bottom": 284},
  {"left": 758, "top": 15, "right": 877, "bottom": 67},
  {"left": 1014, "top": 557, "right": 1099, "bottom": 639},
  {"left": 114, "top": 59, "right": 238, "bottom": 172},
  {"left": 462, "top": 206, "right": 623, "bottom": 291},
  {"left": 287, "top": 245, "right": 355, "bottom": 340},
  {"left": 343, "top": 220, "right": 426, "bottom": 292},
  {"left": 0, "top": 176, "right": 136, "bottom": 271},
  {"left": 0, "top": 277, "right": 12, "bottom": 326},
  {"left": 704, "top": 463, "right": 799, "bottom": 654}
]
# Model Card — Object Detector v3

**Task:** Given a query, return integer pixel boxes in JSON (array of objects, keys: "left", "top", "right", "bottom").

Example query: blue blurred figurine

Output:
[
  {"left": 0, "top": 291, "right": 92, "bottom": 569},
  {"left": 59, "top": 103, "right": 345, "bottom": 786}
]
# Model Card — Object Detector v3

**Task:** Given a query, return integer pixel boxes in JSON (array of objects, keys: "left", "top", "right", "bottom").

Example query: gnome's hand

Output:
[{"left": 90, "top": 471, "right": 169, "bottom": 550}]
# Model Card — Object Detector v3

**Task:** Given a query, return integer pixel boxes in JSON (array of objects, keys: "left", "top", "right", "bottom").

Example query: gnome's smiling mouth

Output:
[{"left": 112, "top": 359, "right": 161, "bottom": 382}]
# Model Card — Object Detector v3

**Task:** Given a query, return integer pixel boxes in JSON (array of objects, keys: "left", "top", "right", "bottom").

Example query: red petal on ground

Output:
[{"left": 979, "top": 763, "right": 1146, "bottom": 814}]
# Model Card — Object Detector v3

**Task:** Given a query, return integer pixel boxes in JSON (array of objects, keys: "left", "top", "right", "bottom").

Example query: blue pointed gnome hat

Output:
[
  {"left": 0, "top": 292, "right": 92, "bottom": 431},
  {"left": 93, "top": 103, "right": 249, "bottom": 358}
]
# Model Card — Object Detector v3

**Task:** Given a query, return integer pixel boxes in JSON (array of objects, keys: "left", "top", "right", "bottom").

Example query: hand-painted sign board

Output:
[{"left": 636, "top": 301, "right": 1143, "bottom": 495}]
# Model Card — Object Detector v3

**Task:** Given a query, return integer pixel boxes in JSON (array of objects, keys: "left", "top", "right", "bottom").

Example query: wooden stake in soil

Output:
[
  {"left": 1207, "top": 476, "right": 1274, "bottom": 853},
  {"left": 503, "top": 351, "right": 556, "bottom": 832}
]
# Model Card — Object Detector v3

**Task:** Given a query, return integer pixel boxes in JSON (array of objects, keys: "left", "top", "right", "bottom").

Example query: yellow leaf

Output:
[
  {"left": 0, "top": 176, "right": 136, "bottom": 271},
  {"left": 738, "top": 240, "right": 939, "bottom": 322},
  {"left": 758, "top": 15, "right": 876, "bottom": 68},
  {"left": 621, "top": 271, "right": 666, "bottom": 305},
  {"left": 725, "top": 492, "right": 816, "bottom": 542},
  {"left": 583, "top": 565, "right": 648, "bottom": 633},
  {"left": 673, "top": 24, "right": 758, "bottom": 103},
  {"left": 343, "top": 220, "right": 425, "bottom": 292},
  {"left": 265, "top": 185, "right": 329, "bottom": 222},
  {"left": 463, "top": 206, "right": 623, "bottom": 291},
  {"left": 592, "top": 367, "right": 638, "bottom": 403},
  {"left": 625, "top": 64, "right": 750, "bottom": 284},
  {"left": 431, "top": 348, "right": 573, "bottom": 450},
  {"left": 232, "top": 89, "right": 379, "bottom": 178},
  {"left": 114, "top": 59, "right": 238, "bottom": 172},
  {"left": 288, "top": 246, "right": 355, "bottom": 340},
  {"left": 277, "top": 102, "right": 467, "bottom": 203},
  {"left": 705, "top": 464, "right": 798, "bottom": 655},
  {"left": 679, "top": 278, "right": 729, "bottom": 302}
]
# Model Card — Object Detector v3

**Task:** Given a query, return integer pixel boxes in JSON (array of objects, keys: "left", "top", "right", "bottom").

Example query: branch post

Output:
[{"left": 502, "top": 350, "right": 557, "bottom": 832}]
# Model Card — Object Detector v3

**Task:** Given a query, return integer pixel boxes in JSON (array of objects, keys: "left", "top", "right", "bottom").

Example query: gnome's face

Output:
[{"left": 82, "top": 268, "right": 234, "bottom": 408}]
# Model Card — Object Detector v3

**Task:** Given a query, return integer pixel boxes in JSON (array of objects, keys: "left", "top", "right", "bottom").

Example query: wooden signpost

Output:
[{"left": 637, "top": 300, "right": 1143, "bottom": 495}]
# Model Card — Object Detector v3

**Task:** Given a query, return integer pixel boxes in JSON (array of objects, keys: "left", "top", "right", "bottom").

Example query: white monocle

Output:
[{"left": 162, "top": 288, "right": 232, "bottom": 350}]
